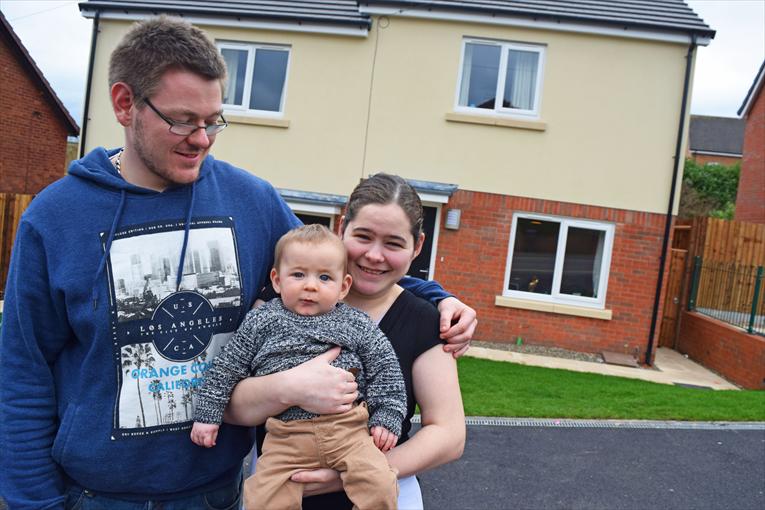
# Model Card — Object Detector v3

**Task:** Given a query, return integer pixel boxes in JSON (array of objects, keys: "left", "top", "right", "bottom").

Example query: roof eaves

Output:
[
  {"left": 0, "top": 12, "right": 80, "bottom": 135},
  {"left": 80, "top": 1, "right": 372, "bottom": 30},
  {"left": 737, "top": 60, "right": 765, "bottom": 117},
  {"left": 360, "top": 0, "right": 715, "bottom": 40}
]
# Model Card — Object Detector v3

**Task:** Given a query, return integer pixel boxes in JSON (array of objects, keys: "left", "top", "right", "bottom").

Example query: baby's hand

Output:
[
  {"left": 191, "top": 422, "right": 220, "bottom": 448},
  {"left": 370, "top": 426, "right": 398, "bottom": 452}
]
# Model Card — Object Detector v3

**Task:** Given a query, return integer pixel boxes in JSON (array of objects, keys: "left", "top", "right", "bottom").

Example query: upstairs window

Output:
[
  {"left": 504, "top": 214, "right": 614, "bottom": 308},
  {"left": 218, "top": 42, "right": 290, "bottom": 115},
  {"left": 457, "top": 39, "right": 544, "bottom": 117}
]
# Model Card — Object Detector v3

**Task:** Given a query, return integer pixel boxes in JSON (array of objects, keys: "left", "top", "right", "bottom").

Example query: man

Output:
[{"left": 0, "top": 16, "right": 475, "bottom": 509}]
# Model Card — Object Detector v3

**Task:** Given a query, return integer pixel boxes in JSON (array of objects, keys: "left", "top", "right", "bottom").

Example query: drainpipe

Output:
[
  {"left": 79, "top": 11, "right": 100, "bottom": 158},
  {"left": 645, "top": 34, "right": 697, "bottom": 365}
]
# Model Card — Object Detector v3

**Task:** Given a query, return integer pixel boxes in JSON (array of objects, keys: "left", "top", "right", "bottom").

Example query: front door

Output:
[{"left": 407, "top": 206, "right": 437, "bottom": 280}]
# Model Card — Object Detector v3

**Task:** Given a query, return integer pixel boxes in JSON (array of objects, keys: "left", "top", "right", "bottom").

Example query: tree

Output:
[
  {"left": 122, "top": 343, "right": 155, "bottom": 428},
  {"left": 679, "top": 159, "right": 740, "bottom": 219}
]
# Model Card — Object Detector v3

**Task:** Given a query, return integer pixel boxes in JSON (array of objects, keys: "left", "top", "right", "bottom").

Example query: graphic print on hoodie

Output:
[{"left": 105, "top": 218, "right": 243, "bottom": 437}]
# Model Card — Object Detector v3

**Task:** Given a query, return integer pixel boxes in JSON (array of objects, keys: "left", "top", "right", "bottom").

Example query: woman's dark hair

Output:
[{"left": 342, "top": 173, "right": 423, "bottom": 240}]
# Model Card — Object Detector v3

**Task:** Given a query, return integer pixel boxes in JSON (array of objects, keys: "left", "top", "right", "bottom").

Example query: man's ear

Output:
[
  {"left": 269, "top": 268, "right": 281, "bottom": 294},
  {"left": 338, "top": 274, "right": 352, "bottom": 301},
  {"left": 111, "top": 82, "right": 136, "bottom": 127}
]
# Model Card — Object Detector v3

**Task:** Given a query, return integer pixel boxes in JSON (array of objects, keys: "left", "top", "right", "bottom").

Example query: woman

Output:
[{"left": 226, "top": 174, "right": 467, "bottom": 508}]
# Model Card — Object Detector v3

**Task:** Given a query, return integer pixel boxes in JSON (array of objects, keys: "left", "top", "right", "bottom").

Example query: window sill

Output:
[
  {"left": 445, "top": 112, "right": 546, "bottom": 131},
  {"left": 495, "top": 295, "right": 612, "bottom": 320},
  {"left": 226, "top": 114, "right": 290, "bottom": 129}
]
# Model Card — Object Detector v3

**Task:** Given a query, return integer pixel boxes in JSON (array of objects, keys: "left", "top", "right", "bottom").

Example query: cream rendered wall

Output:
[
  {"left": 362, "top": 16, "right": 692, "bottom": 214},
  {"left": 84, "top": 16, "right": 692, "bottom": 213},
  {"left": 83, "top": 19, "right": 375, "bottom": 197},
  {"left": 83, "top": 20, "right": 130, "bottom": 153}
]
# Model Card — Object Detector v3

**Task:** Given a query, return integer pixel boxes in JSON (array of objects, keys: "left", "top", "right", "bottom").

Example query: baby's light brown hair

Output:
[{"left": 273, "top": 224, "right": 347, "bottom": 270}]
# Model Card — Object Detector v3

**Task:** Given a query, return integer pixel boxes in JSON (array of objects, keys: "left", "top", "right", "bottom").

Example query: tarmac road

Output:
[{"left": 417, "top": 419, "right": 765, "bottom": 510}]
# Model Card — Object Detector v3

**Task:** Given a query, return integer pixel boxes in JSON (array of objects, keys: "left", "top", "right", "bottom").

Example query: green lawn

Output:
[{"left": 458, "top": 357, "right": 765, "bottom": 422}]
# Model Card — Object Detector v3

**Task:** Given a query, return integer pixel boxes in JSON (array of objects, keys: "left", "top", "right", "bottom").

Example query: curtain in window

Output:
[
  {"left": 504, "top": 50, "right": 538, "bottom": 110},
  {"left": 458, "top": 45, "right": 473, "bottom": 106},
  {"left": 221, "top": 48, "right": 247, "bottom": 105},
  {"left": 591, "top": 232, "right": 605, "bottom": 298}
]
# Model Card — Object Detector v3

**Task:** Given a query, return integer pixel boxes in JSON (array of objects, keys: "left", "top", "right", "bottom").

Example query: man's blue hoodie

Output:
[{"left": 0, "top": 148, "right": 301, "bottom": 508}]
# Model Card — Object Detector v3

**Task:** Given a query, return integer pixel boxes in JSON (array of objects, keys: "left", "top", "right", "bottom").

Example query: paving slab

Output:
[{"left": 464, "top": 346, "right": 739, "bottom": 390}]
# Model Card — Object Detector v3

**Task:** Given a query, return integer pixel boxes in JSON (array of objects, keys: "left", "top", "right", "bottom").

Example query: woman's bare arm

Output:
[{"left": 385, "top": 344, "right": 465, "bottom": 477}]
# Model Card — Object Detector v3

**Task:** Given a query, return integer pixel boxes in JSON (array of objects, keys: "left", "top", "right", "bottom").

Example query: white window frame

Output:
[
  {"left": 503, "top": 213, "right": 614, "bottom": 309},
  {"left": 454, "top": 38, "right": 545, "bottom": 119},
  {"left": 216, "top": 41, "right": 291, "bottom": 117}
]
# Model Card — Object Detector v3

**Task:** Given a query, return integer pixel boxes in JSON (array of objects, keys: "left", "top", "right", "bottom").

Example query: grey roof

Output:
[
  {"left": 360, "top": 0, "right": 715, "bottom": 38},
  {"left": 0, "top": 12, "right": 79, "bottom": 135},
  {"left": 738, "top": 60, "right": 764, "bottom": 117},
  {"left": 79, "top": 0, "right": 371, "bottom": 29},
  {"left": 688, "top": 115, "right": 744, "bottom": 156}
]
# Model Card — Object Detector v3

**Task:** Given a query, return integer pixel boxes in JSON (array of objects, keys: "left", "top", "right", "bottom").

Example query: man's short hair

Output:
[
  {"left": 274, "top": 224, "right": 347, "bottom": 270},
  {"left": 109, "top": 15, "right": 227, "bottom": 105}
]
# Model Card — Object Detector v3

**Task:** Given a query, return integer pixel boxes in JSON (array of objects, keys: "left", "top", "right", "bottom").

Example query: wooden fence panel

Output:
[
  {"left": 0, "top": 193, "right": 34, "bottom": 298},
  {"left": 698, "top": 218, "right": 765, "bottom": 267}
]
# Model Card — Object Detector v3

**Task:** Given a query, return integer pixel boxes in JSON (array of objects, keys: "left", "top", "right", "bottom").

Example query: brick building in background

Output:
[
  {"left": 736, "top": 61, "right": 765, "bottom": 224},
  {"left": 687, "top": 115, "right": 744, "bottom": 166},
  {"left": 0, "top": 12, "right": 79, "bottom": 194}
]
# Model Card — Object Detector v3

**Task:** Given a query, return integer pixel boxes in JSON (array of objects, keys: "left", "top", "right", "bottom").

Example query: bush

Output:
[{"left": 679, "top": 159, "right": 740, "bottom": 219}]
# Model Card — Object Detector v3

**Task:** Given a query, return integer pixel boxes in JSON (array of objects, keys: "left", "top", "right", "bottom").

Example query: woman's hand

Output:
[
  {"left": 437, "top": 297, "right": 477, "bottom": 358},
  {"left": 290, "top": 468, "right": 343, "bottom": 497}
]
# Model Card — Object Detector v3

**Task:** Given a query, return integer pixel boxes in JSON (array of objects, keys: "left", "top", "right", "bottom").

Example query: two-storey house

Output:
[{"left": 78, "top": 0, "right": 714, "bottom": 361}]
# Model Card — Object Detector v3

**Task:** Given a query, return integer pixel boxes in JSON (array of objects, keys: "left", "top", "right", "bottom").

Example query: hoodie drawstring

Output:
[
  {"left": 175, "top": 181, "right": 197, "bottom": 292},
  {"left": 91, "top": 179, "right": 197, "bottom": 309},
  {"left": 93, "top": 190, "right": 126, "bottom": 309}
]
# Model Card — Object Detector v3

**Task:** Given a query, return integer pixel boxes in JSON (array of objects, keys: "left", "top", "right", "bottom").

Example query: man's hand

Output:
[
  {"left": 291, "top": 468, "right": 343, "bottom": 497},
  {"left": 284, "top": 346, "right": 358, "bottom": 415},
  {"left": 371, "top": 426, "right": 398, "bottom": 452},
  {"left": 190, "top": 422, "right": 219, "bottom": 448},
  {"left": 437, "top": 297, "right": 477, "bottom": 358}
]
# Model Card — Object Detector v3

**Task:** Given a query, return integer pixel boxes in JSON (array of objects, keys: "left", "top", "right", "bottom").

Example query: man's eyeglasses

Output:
[{"left": 143, "top": 98, "right": 228, "bottom": 137}]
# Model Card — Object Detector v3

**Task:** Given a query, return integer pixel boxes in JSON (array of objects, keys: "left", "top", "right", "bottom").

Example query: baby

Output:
[{"left": 191, "top": 224, "right": 405, "bottom": 510}]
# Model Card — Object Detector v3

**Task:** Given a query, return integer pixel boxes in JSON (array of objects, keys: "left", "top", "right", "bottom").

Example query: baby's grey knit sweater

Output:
[{"left": 194, "top": 298, "right": 406, "bottom": 436}]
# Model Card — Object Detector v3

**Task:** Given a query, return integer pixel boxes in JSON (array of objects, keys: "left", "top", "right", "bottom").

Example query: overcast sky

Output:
[{"left": 1, "top": 0, "right": 763, "bottom": 129}]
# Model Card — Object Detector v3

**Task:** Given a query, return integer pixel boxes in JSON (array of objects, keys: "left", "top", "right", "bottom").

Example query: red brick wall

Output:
[
  {"left": 735, "top": 87, "right": 765, "bottom": 224},
  {"left": 676, "top": 311, "right": 765, "bottom": 389},
  {"left": 0, "top": 38, "right": 69, "bottom": 194},
  {"left": 432, "top": 190, "right": 671, "bottom": 361},
  {"left": 689, "top": 153, "right": 741, "bottom": 167}
]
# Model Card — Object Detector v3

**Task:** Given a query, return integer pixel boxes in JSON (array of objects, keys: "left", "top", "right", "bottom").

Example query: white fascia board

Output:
[
  {"left": 81, "top": 10, "right": 369, "bottom": 38},
  {"left": 359, "top": 6, "right": 711, "bottom": 46},
  {"left": 690, "top": 150, "right": 742, "bottom": 157},
  {"left": 286, "top": 201, "right": 342, "bottom": 216},
  {"left": 418, "top": 192, "right": 450, "bottom": 204},
  {"left": 739, "top": 72, "right": 764, "bottom": 118}
]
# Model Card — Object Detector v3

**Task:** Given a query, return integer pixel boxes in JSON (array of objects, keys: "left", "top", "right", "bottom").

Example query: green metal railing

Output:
[{"left": 688, "top": 256, "right": 765, "bottom": 336}]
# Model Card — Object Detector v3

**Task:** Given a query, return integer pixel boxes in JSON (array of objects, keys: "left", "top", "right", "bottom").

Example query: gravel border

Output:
[{"left": 472, "top": 340, "right": 604, "bottom": 363}]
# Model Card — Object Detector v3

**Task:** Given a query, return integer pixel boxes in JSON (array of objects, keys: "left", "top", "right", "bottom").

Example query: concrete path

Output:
[{"left": 465, "top": 346, "right": 739, "bottom": 390}]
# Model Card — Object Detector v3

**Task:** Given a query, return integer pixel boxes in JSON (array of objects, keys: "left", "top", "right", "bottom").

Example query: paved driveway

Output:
[{"left": 418, "top": 419, "right": 765, "bottom": 510}]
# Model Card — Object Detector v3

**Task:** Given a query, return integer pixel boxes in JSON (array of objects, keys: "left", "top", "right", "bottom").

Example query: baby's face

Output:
[{"left": 271, "top": 241, "right": 351, "bottom": 316}]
